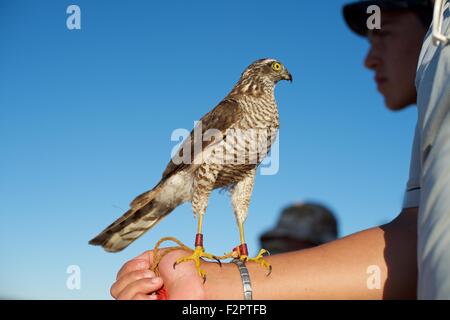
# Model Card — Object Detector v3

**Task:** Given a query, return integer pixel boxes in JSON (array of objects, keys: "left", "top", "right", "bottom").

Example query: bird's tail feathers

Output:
[{"left": 89, "top": 182, "right": 174, "bottom": 252}]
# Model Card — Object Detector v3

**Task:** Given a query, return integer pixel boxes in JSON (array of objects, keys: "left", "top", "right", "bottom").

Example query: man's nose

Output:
[{"left": 364, "top": 46, "right": 380, "bottom": 70}]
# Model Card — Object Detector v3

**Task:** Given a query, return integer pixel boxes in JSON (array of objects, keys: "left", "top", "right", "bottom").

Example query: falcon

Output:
[{"left": 89, "top": 58, "right": 292, "bottom": 279}]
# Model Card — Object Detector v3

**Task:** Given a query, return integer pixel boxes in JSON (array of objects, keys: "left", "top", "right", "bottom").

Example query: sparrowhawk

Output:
[{"left": 89, "top": 58, "right": 292, "bottom": 279}]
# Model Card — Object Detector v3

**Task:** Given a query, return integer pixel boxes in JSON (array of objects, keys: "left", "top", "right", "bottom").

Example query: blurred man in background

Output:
[{"left": 260, "top": 203, "right": 338, "bottom": 254}]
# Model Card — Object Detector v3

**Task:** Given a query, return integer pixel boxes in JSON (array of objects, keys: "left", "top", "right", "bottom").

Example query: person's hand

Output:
[
  {"left": 157, "top": 249, "right": 208, "bottom": 299},
  {"left": 110, "top": 251, "right": 163, "bottom": 300},
  {"left": 110, "top": 249, "right": 206, "bottom": 300}
]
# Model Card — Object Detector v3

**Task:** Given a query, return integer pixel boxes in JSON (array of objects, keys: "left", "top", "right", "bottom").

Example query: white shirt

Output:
[{"left": 414, "top": 0, "right": 450, "bottom": 299}]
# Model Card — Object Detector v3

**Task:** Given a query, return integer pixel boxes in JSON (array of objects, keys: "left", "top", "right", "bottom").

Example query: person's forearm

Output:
[{"left": 204, "top": 207, "right": 418, "bottom": 299}]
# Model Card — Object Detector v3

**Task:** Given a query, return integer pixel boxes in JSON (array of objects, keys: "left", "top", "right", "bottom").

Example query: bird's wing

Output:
[{"left": 161, "top": 98, "right": 242, "bottom": 180}]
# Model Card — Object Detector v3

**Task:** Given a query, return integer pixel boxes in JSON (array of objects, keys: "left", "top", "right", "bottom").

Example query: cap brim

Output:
[
  {"left": 260, "top": 228, "right": 336, "bottom": 245},
  {"left": 260, "top": 228, "right": 307, "bottom": 242},
  {"left": 343, "top": 0, "right": 409, "bottom": 37}
]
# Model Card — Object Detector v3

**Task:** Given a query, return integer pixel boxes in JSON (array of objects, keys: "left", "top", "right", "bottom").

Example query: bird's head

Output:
[{"left": 240, "top": 58, "right": 293, "bottom": 84}]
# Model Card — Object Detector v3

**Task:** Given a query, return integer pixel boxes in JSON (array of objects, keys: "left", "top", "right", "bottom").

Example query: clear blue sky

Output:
[{"left": 0, "top": 0, "right": 417, "bottom": 299}]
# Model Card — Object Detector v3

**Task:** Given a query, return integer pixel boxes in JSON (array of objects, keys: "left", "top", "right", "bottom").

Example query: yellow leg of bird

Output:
[
  {"left": 238, "top": 217, "right": 246, "bottom": 244},
  {"left": 173, "top": 213, "right": 221, "bottom": 283},
  {"left": 223, "top": 220, "right": 272, "bottom": 276}
]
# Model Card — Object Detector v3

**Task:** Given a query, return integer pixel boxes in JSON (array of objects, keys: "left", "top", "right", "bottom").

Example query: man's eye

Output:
[
  {"left": 378, "top": 30, "right": 392, "bottom": 37},
  {"left": 368, "top": 30, "right": 392, "bottom": 44}
]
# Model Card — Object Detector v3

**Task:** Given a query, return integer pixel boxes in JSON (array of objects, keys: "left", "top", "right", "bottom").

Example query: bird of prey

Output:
[{"left": 89, "top": 58, "right": 292, "bottom": 278}]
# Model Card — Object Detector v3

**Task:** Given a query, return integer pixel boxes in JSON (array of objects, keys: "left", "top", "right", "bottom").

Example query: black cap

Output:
[
  {"left": 260, "top": 203, "right": 338, "bottom": 246},
  {"left": 343, "top": 0, "right": 433, "bottom": 37}
]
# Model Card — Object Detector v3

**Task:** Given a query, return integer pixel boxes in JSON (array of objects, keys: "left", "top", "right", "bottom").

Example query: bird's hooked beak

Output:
[{"left": 282, "top": 69, "right": 293, "bottom": 82}]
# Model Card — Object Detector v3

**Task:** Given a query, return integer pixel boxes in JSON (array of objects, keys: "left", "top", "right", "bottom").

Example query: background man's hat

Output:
[
  {"left": 260, "top": 203, "right": 338, "bottom": 245},
  {"left": 343, "top": 0, "right": 434, "bottom": 36}
]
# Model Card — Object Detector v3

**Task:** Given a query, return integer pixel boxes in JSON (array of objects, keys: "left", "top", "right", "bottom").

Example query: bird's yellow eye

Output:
[{"left": 272, "top": 62, "right": 282, "bottom": 71}]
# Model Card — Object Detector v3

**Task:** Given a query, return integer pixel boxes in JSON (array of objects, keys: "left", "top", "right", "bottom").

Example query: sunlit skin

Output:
[
  {"left": 112, "top": 207, "right": 418, "bottom": 300},
  {"left": 365, "top": 11, "right": 427, "bottom": 110}
]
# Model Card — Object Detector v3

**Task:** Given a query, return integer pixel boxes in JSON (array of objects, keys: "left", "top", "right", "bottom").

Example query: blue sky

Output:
[{"left": 0, "top": 0, "right": 418, "bottom": 299}]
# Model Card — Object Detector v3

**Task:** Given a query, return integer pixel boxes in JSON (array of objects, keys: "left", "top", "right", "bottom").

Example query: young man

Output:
[{"left": 109, "top": 0, "right": 448, "bottom": 300}]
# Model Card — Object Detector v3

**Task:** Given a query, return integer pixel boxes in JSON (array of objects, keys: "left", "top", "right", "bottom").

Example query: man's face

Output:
[{"left": 365, "top": 11, "right": 427, "bottom": 110}]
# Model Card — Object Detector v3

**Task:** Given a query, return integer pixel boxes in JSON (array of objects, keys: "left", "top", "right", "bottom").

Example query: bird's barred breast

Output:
[
  {"left": 239, "top": 95, "right": 279, "bottom": 129},
  {"left": 213, "top": 164, "right": 257, "bottom": 188},
  {"left": 206, "top": 96, "right": 279, "bottom": 188}
]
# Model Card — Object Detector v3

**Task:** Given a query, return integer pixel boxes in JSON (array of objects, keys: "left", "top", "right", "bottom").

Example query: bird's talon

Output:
[
  {"left": 236, "top": 248, "right": 272, "bottom": 276},
  {"left": 174, "top": 246, "right": 219, "bottom": 282},
  {"left": 213, "top": 256, "right": 222, "bottom": 268}
]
